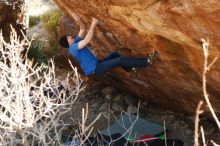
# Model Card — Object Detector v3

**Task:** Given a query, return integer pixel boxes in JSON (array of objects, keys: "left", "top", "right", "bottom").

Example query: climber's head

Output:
[{"left": 59, "top": 35, "right": 74, "bottom": 48}]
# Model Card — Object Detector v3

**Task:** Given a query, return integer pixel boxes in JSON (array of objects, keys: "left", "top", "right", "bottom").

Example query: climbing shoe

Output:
[
  {"left": 147, "top": 50, "right": 158, "bottom": 65},
  {"left": 130, "top": 67, "right": 138, "bottom": 78}
]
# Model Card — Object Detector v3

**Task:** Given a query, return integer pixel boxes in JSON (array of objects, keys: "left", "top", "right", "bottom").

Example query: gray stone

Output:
[
  {"left": 27, "top": 22, "right": 49, "bottom": 41},
  {"left": 101, "top": 111, "right": 109, "bottom": 117},
  {"left": 140, "top": 101, "right": 148, "bottom": 110},
  {"left": 124, "top": 95, "right": 136, "bottom": 106},
  {"left": 105, "top": 94, "right": 113, "bottom": 100},
  {"left": 206, "top": 127, "right": 215, "bottom": 135},
  {"left": 99, "top": 103, "right": 109, "bottom": 112},
  {"left": 127, "top": 105, "right": 138, "bottom": 114},
  {"left": 101, "top": 86, "right": 114, "bottom": 95},
  {"left": 185, "top": 129, "right": 193, "bottom": 135},
  {"left": 165, "top": 115, "right": 176, "bottom": 126},
  {"left": 142, "top": 101, "right": 148, "bottom": 106},
  {"left": 91, "top": 101, "right": 102, "bottom": 109},
  {"left": 168, "top": 115, "right": 175, "bottom": 120},
  {"left": 112, "top": 94, "right": 124, "bottom": 103},
  {"left": 112, "top": 103, "right": 122, "bottom": 112},
  {"left": 91, "top": 102, "right": 98, "bottom": 108}
]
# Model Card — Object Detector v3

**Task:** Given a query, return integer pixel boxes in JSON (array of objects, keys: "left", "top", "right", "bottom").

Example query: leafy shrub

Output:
[
  {"left": 29, "top": 16, "right": 40, "bottom": 28},
  {"left": 27, "top": 40, "right": 48, "bottom": 65},
  {"left": 40, "top": 9, "right": 62, "bottom": 32},
  {"left": 40, "top": 9, "right": 63, "bottom": 57},
  {"left": 44, "top": 36, "right": 59, "bottom": 57}
]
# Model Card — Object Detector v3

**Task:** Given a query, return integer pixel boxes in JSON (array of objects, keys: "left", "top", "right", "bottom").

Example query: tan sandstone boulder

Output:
[{"left": 54, "top": 0, "right": 220, "bottom": 116}]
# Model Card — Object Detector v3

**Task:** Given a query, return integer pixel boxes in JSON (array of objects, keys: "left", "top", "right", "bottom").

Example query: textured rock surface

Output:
[
  {"left": 54, "top": 0, "right": 220, "bottom": 116},
  {"left": 0, "top": 0, "right": 26, "bottom": 42}
]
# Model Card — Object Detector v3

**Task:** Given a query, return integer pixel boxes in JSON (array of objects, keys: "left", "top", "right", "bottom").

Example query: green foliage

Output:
[
  {"left": 40, "top": 9, "right": 63, "bottom": 57},
  {"left": 40, "top": 9, "right": 63, "bottom": 32},
  {"left": 44, "top": 36, "right": 59, "bottom": 57},
  {"left": 28, "top": 40, "right": 48, "bottom": 65},
  {"left": 29, "top": 16, "right": 40, "bottom": 28}
]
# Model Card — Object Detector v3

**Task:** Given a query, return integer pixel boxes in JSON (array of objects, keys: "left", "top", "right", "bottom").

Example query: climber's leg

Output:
[
  {"left": 102, "top": 52, "right": 121, "bottom": 61},
  {"left": 101, "top": 52, "right": 131, "bottom": 72},
  {"left": 94, "top": 56, "right": 149, "bottom": 76},
  {"left": 94, "top": 57, "right": 121, "bottom": 76},
  {"left": 118, "top": 56, "right": 149, "bottom": 70}
]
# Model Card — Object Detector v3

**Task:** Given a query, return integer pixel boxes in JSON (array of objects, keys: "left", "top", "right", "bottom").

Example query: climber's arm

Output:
[
  {"left": 71, "top": 12, "right": 86, "bottom": 38},
  {"left": 78, "top": 21, "right": 86, "bottom": 38},
  {"left": 78, "top": 18, "right": 98, "bottom": 49}
]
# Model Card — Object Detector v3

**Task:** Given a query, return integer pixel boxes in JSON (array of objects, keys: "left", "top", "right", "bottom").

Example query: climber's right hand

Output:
[{"left": 92, "top": 18, "right": 98, "bottom": 27}]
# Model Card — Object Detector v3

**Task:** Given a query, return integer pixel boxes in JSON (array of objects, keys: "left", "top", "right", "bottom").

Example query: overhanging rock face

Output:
[{"left": 54, "top": 0, "right": 220, "bottom": 115}]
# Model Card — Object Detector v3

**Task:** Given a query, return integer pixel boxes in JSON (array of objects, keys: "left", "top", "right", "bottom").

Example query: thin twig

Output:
[
  {"left": 201, "top": 38, "right": 220, "bottom": 130},
  {"left": 194, "top": 100, "right": 204, "bottom": 146},
  {"left": 0, "top": 27, "right": 83, "bottom": 145}
]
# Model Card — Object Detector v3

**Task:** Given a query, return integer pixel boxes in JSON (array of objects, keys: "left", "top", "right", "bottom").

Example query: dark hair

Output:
[{"left": 59, "top": 35, "right": 69, "bottom": 48}]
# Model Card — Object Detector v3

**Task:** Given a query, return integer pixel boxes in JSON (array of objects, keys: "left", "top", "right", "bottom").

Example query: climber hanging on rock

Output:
[{"left": 59, "top": 12, "right": 158, "bottom": 76}]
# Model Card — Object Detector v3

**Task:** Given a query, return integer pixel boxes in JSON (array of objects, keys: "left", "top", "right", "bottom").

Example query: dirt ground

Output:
[{"left": 56, "top": 67, "right": 220, "bottom": 146}]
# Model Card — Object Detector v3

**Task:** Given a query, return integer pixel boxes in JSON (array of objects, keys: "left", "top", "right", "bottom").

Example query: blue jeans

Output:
[{"left": 94, "top": 52, "right": 148, "bottom": 76}]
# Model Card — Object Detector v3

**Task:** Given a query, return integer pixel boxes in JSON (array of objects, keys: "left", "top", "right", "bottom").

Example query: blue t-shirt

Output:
[{"left": 68, "top": 36, "right": 97, "bottom": 76}]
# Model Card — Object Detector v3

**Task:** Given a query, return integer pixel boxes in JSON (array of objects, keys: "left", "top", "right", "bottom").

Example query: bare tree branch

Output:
[{"left": 0, "top": 27, "right": 82, "bottom": 145}]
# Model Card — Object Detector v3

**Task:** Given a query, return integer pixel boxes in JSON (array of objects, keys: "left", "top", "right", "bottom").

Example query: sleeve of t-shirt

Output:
[
  {"left": 74, "top": 36, "right": 81, "bottom": 43},
  {"left": 69, "top": 42, "right": 79, "bottom": 56}
]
